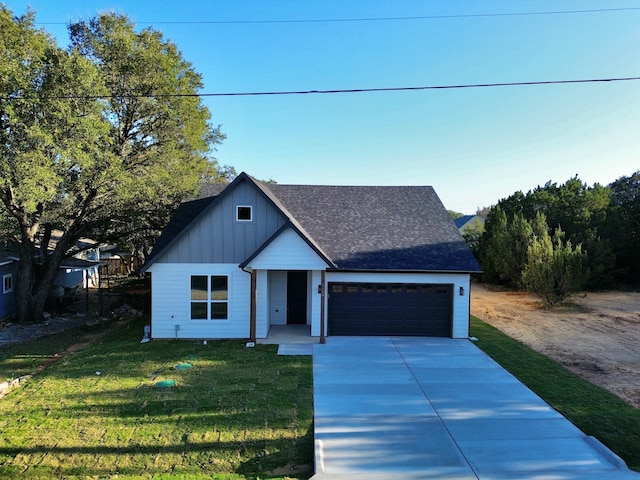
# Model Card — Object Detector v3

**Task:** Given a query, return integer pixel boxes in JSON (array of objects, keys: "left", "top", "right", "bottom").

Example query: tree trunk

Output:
[
  {"left": 14, "top": 247, "right": 37, "bottom": 323},
  {"left": 14, "top": 229, "right": 75, "bottom": 324}
]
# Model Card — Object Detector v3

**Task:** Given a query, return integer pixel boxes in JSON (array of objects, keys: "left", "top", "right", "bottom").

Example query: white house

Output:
[{"left": 141, "top": 173, "right": 481, "bottom": 341}]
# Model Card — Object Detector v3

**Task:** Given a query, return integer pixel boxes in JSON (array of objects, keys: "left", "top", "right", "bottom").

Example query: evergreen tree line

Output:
[{"left": 468, "top": 172, "right": 640, "bottom": 302}]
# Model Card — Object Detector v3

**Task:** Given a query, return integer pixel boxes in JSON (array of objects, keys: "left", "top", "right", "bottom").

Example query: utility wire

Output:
[
  {"left": 36, "top": 7, "right": 640, "bottom": 25},
  {"left": 2, "top": 76, "right": 639, "bottom": 101}
]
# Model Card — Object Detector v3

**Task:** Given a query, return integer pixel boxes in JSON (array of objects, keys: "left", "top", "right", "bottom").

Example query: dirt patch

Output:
[
  {"left": 471, "top": 282, "right": 640, "bottom": 408},
  {"left": 32, "top": 316, "right": 135, "bottom": 374}
]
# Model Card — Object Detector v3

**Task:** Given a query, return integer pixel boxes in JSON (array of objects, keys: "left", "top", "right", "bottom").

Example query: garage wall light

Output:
[{"left": 459, "top": 286, "right": 464, "bottom": 296}]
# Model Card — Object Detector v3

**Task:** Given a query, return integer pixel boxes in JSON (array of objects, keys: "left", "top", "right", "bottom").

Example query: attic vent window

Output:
[{"left": 236, "top": 206, "right": 252, "bottom": 221}]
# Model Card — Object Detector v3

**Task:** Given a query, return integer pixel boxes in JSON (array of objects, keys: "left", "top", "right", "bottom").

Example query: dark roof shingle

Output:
[
  {"left": 266, "top": 184, "right": 480, "bottom": 271},
  {"left": 145, "top": 175, "right": 481, "bottom": 273}
]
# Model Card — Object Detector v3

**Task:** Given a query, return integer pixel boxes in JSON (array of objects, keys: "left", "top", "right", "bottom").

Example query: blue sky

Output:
[{"left": 5, "top": 1, "right": 640, "bottom": 213}]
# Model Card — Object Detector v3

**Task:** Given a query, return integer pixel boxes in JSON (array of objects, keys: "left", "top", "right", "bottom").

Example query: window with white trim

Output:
[
  {"left": 190, "top": 275, "right": 228, "bottom": 320},
  {"left": 3, "top": 274, "right": 12, "bottom": 294},
  {"left": 236, "top": 205, "right": 252, "bottom": 221}
]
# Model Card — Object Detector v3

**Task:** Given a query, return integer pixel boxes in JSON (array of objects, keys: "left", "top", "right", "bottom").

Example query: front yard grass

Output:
[
  {"left": 471, "top": 316, "right": 640, "bottom": 472},
  {"left": 5, "top": 313, "right": 637, "bottom": 477},
  {"left": 0, "top": 315, "right": 313, "bottom": 479}
]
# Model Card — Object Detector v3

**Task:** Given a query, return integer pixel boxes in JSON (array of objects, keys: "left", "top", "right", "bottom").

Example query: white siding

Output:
[
  {"left": 148, "top": 263, "right": 250, "bottom": 339},
  {"left": 268, "top": 271, "right": 287, "bottom": 326},
  {"left": 245, "top": 228, "right": 329, "bottom": 270},
  {"left": 309, "top": 270, "right": 323, "bottom": 336},
  {"left": 255, "top": 270, "right": 269, "bottom": 338},
  {"left": 323, "top": 271, "right": 471, "bottom": 339}
]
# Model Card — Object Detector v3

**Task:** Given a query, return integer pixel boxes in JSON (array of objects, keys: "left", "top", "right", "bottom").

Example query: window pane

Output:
[
  {"left": 191, "top": 302, "right": 207, "bottom": 319},
  {"left": 331, "top": 285, "right": 343, "bottom": 293},
  {"left": 237, "top": 206, "right": 252, "bottom": 221},
  {"left": 361, "top": 285, "right": 373, "bottom": 293},
  {"left": 210, "top": 276, "right": 228, "bottom": 300},
  {"left": 211, "top": 303, "right": 228, "bottom": 319},
  {"left": 191, "top": 276, "right": 208, "bottom": 300}
]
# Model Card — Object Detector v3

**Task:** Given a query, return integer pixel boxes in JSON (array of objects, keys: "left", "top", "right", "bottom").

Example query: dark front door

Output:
[{"left": 287, "top": 271, "right": 307, "bottom": 324}]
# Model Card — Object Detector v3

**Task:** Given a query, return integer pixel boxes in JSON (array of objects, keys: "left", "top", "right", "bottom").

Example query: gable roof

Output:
[
  {"left": 143, "top": 173, "right": 481, "bottom": 273},
  {"left": 142, "top": 174, "right": 334, "bottom": 271},
  {"left": 265, "top": 184, "right": 480, "bottom": 271}
]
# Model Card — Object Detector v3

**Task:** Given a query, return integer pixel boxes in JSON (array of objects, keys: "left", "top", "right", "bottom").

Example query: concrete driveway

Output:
[{"left": 311, "top": 337, "right": 640, "bottom": 479}]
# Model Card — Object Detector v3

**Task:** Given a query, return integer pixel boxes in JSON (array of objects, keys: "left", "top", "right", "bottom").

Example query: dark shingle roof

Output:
[
  {"left": 266, "top": 184, "right": 481, "bottom": 271},
  {"left": 144, "top": 175, "right": 481, "bottom": 273}
]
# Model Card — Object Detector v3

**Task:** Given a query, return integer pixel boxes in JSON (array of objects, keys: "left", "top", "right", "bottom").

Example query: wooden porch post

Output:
[
  {"left": 320, "top": 270, "right": 326, "bottom": 344},
  {"left": 249, "top": 269, "right": 257, "bottom": 342}
]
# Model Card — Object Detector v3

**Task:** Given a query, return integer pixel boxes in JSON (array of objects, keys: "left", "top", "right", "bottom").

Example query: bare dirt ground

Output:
[{"left": 471, "top": 282, "right": 640, "bottom": 408}]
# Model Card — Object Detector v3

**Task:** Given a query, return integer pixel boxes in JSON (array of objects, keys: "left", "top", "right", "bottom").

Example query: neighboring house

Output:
[
  {"left": 0, "top": 251, "right": 17, "bottom": 321},
  {"left": 0, "top": 232, "right": 103, "bottom": 317},
  {"left": 454, "top": 215, "right": 485, "bottom": 233},
  {"left": 46, "top": 231, "right": 102, "bottom": 292},
  {"left": 142, "top": 173, "right": 482, "bottom": 341}
]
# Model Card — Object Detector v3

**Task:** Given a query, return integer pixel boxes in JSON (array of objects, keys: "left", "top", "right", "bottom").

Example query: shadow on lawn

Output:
[
  {"left": 235, "top": 424, "right": 314, "bottom": 480},
  {"left": 0, "top": 425, "right": 314, "bottom": 479},
  {"left": 1, "top": 316, "right": 314, "bottom": 478}
]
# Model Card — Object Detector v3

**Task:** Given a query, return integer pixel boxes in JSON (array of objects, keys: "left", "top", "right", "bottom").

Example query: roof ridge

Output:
[{"left": 272, "top": 183, "right": 434, "bottom": 188}]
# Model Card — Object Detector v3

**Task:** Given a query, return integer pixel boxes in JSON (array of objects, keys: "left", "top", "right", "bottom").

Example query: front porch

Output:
[
  {"left": 251, "top": 268, "right": 327, "bottom": 342},
  {"left": 256, "top": 324, "right": 318, "bottom": 345},
  {"left": 256, "top": 324, "right": 317, "bottom": 355}
]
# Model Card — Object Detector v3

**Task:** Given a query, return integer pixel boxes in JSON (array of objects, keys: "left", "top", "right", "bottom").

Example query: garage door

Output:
[{"left": 328, "top": 283, "right": 452, "bottom": 336}]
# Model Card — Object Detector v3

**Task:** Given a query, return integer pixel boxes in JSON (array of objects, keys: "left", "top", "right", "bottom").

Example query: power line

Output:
[
  {"left": 36, "top": 7, "right": 640, "bottom": 26},
  {"left": 2, "top": 76, "right": 639, "bottom": 101},
  {"left": 201, "top": 77, "right": 640, "bottom": 97}
]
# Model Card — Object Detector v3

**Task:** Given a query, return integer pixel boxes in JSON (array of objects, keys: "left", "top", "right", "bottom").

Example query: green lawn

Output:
[
  {"left": 2, "top": 314, "right": 638, "bottom": 478},
  {"left": 0, "top": 316, "right": 313, "bottom": 479},
  {"left": 471, "top": 316, "right": 640, "bottom": 472}
]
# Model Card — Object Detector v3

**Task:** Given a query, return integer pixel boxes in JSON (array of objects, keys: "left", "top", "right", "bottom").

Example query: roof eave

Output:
[{"left": 328, "top": 268, "right": 483, "bottom": 274}]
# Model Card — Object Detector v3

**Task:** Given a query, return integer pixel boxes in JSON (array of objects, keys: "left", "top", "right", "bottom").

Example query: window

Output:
[
  {"left": 3, "top": 274, "right": 12, "bottom": 294},
  {"left": 236, "top": 206, "right": 252, "bottom": 221},
  {"left": 190, "top": 275, "right": 228, "bottom": 320}
]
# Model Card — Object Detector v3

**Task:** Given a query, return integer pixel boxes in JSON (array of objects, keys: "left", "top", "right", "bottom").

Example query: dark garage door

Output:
[{"left": 328, "top": 283, "right": 452, "bottom": 336}]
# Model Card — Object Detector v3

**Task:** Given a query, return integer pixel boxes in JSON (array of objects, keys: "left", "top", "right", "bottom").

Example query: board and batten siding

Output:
[
  {"left": 148, "top": 263, "right": 250, "bottom": 339},
  {"left": 323, "top": 271, "right": 472, "bottom": 339},
  {"left": 157, "top": 179, "right": 287, "bottom": 265}
]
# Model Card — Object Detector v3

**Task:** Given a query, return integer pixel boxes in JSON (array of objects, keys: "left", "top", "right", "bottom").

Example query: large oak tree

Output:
[{"left": 0, "top": 7, "right": 224, "bottom": 323}]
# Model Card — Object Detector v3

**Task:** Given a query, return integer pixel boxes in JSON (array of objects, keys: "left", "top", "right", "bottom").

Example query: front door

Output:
[{"left": 287, "top": 271, "right": 307, "bottom": 324}]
